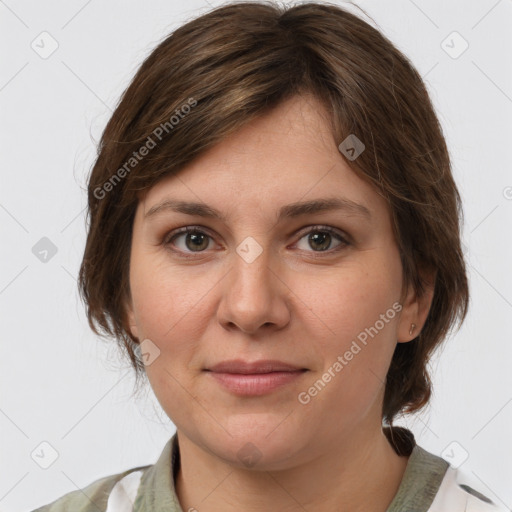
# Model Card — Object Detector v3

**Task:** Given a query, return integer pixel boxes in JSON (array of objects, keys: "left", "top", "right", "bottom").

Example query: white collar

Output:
[{"left": 427, "top": 465, "right": 507, "bottom": 511}]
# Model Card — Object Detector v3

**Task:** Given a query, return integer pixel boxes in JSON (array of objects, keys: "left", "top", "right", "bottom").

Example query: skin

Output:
[{"left": 125, "top": 93, "right": 435, "bottom": 512}]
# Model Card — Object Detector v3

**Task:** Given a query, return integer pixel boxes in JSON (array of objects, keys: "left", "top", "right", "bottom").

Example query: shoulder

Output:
[
  {"left": 387, "top": 440, "right": 507, "bottom": 512},
  {"left": 30, "top": 465, "right": 151, "bottom": 512},
  {"left": 428, "top": 464, "right": 508, "bottom": 512}
]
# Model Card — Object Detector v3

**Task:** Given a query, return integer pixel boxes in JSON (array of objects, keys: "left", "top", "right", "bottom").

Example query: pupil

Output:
[
  {"left": 187, "top": 233, "right": 208, "bottom": 251},
  {"left": 310, "top": 232, "right": 330, "bottom": 251}
]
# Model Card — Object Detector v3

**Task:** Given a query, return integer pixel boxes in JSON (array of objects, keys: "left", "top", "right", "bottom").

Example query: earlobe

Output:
[
  {"left": 124, "top": 300, "right": 139, "bottom": 341},
  {"left": 397, "top": 270, "right": 436, "bottom": 343},
  {"left": 397, "top": 296, "right": 419, "bottom": 343},
  {"left": 128, "top": 319, "right": 139, "bottom": 340}
]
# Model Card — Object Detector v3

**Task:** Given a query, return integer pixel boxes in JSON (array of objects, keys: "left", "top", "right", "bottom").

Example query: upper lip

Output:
[{"left": 205, "top": 359, "right": 307, "bottom": 374}]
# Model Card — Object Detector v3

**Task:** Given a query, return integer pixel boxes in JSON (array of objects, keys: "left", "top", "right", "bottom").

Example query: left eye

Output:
[
  {"left": 294, "top": 227, "right": 348, "bottom": 252},
  {"left": 163, "top": 226, "right": 349, "bottom": 255}
]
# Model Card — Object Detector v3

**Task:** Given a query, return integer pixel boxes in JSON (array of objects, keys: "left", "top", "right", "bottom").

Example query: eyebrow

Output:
[{"left": 144, "top": 197, "right": 372, "bottom": 222}]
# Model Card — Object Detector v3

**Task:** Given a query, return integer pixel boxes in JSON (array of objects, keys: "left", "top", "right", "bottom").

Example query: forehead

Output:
[{"left": 138, "top": 94, "right": 386, "bottom": 221}]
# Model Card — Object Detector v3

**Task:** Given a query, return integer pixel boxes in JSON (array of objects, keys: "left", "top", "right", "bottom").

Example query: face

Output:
[{"left": 126, "top": 94, "right": 425, "bottom": 470}]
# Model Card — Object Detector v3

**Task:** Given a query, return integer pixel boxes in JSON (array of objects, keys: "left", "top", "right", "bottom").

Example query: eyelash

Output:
[{"left": 162, "top": 225, "right": 350, "bottom": 258}]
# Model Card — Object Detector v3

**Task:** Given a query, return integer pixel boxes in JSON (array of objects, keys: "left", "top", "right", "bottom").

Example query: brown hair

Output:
[{"left": 78, "top": 0, "right": 469, "bottom": 424}]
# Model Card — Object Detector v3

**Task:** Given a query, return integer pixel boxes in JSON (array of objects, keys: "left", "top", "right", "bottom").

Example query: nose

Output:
[{"left": 216, "top": 241, "right": 291, "bottom": 335}]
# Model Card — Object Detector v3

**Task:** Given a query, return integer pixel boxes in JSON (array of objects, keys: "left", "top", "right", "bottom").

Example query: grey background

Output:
[{"left": 1, "top": 0, "right": 511, "bottom": 510}]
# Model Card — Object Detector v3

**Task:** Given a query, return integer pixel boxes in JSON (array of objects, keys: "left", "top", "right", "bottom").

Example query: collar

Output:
[
  {"left": 132, "top": 432, "right": 183, "bottom": 512},
  {"left": 132, "top": 429, "right": 503, "bottom": 512}
]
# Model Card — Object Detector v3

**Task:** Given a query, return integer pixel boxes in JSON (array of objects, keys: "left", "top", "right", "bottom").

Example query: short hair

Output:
[{"left": 78, "top": 0, "right": 469, "bottom": 425}]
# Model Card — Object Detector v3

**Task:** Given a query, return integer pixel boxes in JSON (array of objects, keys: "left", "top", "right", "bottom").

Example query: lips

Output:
[
  {"left": 205, "top": 359, "right": 307, "bottom": 374},
  {"left": 204, "top": 359, "right": 308, "bottom": 396}
]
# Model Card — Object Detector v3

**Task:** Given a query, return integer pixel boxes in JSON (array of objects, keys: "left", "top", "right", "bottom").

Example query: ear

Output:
[
  {"left": 124, "top": 296, "right": 140, "bottom": 342},
  {"left": 397, "top": 267, "right": 436, "bottom": 343}
]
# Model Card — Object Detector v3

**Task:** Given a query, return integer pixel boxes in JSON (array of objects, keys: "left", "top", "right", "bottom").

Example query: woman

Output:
[{"left": 32, "top": 1, "right": 506, "bottom": 511}]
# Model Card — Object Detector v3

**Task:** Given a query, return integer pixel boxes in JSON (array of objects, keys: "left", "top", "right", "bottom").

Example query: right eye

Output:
[{"left": 163, "top": 227, "right": 216, "bottom": 256}]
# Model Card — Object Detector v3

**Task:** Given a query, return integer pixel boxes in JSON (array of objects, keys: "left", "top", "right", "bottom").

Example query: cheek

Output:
[
  {"left": 306, "top": 258, "right": 401, "bottom": 348},
  {"left": 131, "top": 265, "right": 204, "bottom": 408},
  {"left": 129, "top": 256, "right": 216, "bottom": 403},
  {"left": 130, "top": 249, "right": 205, "bottom": 338},
  {"left": 298, "top": 258, "right": 401, "bottom": 404}
]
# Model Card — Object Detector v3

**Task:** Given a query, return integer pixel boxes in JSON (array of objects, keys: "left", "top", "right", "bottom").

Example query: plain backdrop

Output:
[{"left": 1, "top": 0, "right": 511, "bottom": 510}]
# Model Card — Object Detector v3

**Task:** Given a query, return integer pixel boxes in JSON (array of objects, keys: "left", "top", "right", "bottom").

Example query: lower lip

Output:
[{"left": 206, "top": 370, "right": 306, "bottom": 396}]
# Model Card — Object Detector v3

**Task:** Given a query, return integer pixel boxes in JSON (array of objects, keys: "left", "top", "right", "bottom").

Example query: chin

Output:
[{"left": 196, "top": 420, "right": 309, "bottom": 471}]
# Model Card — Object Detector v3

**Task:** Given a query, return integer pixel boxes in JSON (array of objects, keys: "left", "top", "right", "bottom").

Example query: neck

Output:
[{"left": 174, "top": 425, "right": 409, "bottom": 512}]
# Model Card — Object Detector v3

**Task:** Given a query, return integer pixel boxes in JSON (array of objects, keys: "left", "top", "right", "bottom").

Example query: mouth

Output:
[
  {"left": 204, "top": 359, "right": 308, "bottom": 374},
  {"left": 204, "top": 359, "right": 308, "bottom": 396}
]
